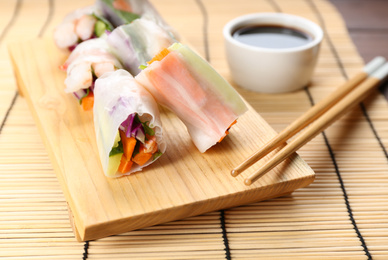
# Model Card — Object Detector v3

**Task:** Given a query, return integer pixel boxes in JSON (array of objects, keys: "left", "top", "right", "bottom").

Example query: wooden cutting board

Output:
[{"left": 8, "top": 38, "right": 315, "bottom": 242}]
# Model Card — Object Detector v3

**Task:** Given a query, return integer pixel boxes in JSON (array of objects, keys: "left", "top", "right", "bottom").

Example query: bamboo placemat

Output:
[{"left": 1, "top": 0, "right": 387, "bottom": 259}]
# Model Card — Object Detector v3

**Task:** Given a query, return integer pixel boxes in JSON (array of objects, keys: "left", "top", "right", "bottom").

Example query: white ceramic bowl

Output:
[{"left": 223, "top": 13, "right": 324, "bottom": 93}]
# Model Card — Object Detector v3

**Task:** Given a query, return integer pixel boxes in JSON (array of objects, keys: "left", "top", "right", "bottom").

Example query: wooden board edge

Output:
[
  {"left": 67, "top": 203, "right": 83, "bottom": 242},
  {"left": 81, "top": 173, "right": 315, "bottom": 241}
]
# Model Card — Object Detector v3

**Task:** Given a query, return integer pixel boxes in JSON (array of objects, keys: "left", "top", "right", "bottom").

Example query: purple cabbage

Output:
[
  {"left": 119, "top": 113, "right": 145, "bottom": 143},
  {"left": 72, "top": 81, "right": 95, "bottom": 102}
]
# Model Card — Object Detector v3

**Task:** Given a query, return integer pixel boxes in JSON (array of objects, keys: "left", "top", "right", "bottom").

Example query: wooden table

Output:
[{"left": 1, "top": 0, "right": 387, "bottom": 259}]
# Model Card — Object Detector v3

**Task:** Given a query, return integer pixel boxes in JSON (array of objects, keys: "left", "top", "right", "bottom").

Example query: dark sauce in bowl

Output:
[{"left": 232, "top": 25, "right": 313, "bottom": 49}]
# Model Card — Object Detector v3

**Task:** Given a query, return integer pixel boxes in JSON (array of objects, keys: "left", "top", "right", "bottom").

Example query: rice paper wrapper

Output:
[
  {"left": 94, "top": 69, "right": 166, "bottom": 177},
  {"left": 107, "top": 18, "right": 176, "bottom": 75},
  {"left": 136, "top": 43, "right": 248, "bottom": 153}
]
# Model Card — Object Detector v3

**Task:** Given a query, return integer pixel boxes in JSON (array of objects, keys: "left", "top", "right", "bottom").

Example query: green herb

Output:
[
  {"left": 109, "top": 140, "right": 123, "bottom": 157},
  {"left": 94, "top": 20, "right": 108, "bottom": 37},
  {"left": 91, "top": 66, "right": 97, "bottom": 79},
  {"left": 152, "top": 151, "right": 163, "bottom": 161},
  {"left": 132, "top": 141, "right": 140, "bottom": 156},
  {"left": 92, "top": 13, "right": 114, "bottom": 37},
  {"left": 134, "top": 114, "right": 155, "bottom": 136},
  {"left": 117, "top": 10, "right": 140, "bottom": 23},
  {"left": 142, "top": 121, "right": 155, "bottom": 136},
  {"left": 138, "top": 65, "right": 148, "bottom": 70},
  {"left": 79, "top": 88, "right": 90, "bottom": 105},
  {"left": 134, "top": 114, "right": 142, "bottom": 124}
]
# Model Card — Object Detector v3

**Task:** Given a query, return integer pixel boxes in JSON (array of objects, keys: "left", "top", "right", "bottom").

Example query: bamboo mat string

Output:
[
  {"left": 359, "top": 103, "right": 388, "bottom": 160},
  {"left": 195, "top": 1, "right": 231, "bottom": 259},
  {"left": 0, "top": 91, "right": 18, "bottom": 135},
  {"left": 220, "top": 210, "right": 232, "bottom": 260},
  {"left": 0, "top": 0, "right": 21, "bottom": 134},
  {"left": 306, "top": 1, "right": 372, "bottom": 258},
  {"left": 267, "top": 0, "right": 282, "bottom": 12},
  {"left": 194, "top": 0, "right": 210, "bottom": 62},
  {"left": 82, "top": 240, "right": 90, "bottom": 260},
  {"left": 38, "top": 0, "right": 55, "bottom": 38},
  {"left": 0, "top": 0, "right": 21, "bottom": 42}
]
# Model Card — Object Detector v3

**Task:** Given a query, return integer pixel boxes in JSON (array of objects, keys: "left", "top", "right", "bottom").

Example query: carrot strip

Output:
[
  {"left": 147, "top": 48, "right": 170, "bottom": 65},
  {"left": 81, "top": 90, "right": 94, "bottom": 111},
  {"left": 218, "top": 131, "right": 228, "bottom": 143},
  {"left": 119, "top": 131, "right": 137, "bottom": 159},
  {"left": 218, "top": 120, "right": 238, "bottom": 143},
  {"left": 132, "top": 136, "right": 158, "bottom": 166},
  {"left": 118, "top": 155, "right": 133, "bottom": 173},
  {"left": 132, "top": 148, "right": 153, "bottom": 166},
  {"left": 229, "top": 120, "right": 238, "bottom": 128}
]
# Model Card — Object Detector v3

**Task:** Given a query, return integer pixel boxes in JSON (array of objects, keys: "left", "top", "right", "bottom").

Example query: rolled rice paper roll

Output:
[
  {"left": 107, "top": 18, "right": 176, "bottom": 75},
  {"left": 94, "top": 69, "right": 166, "bottom": 177},
  {"left": 136, "top": 43, "right": 248, "bottom": 153}
]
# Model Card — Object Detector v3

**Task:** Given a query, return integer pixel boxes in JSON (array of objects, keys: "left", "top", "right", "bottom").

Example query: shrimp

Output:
[
  {"left": 54, "top": 6, "right": 98, "bottom": 50},
  {"left": 92, "top": 62, "right": 116, "bottom": 78},
  {"left": 75, "top": 15, "right": 97, "bottom": 41},
  {"left": 54, "top": 22, "right": 79, "bottom": 50},
  {"left": 65, "top": 62, "right": 93, "bottom": 93}
]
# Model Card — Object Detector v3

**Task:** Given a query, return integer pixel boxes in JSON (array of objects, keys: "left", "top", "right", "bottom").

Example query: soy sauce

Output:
[{"left": 232, "top": 25, "right": 313, "bottom": 49}]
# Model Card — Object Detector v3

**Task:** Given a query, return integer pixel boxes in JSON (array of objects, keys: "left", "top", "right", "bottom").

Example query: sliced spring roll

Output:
[
  {"left": 136, "top": 43, "right": 248, "bottom": 153},
  {"left": 107, "top": 18, "right": 176, "bottom": 75},
  {"left": 94, "top": 69, "right": 166, "bottom": 177},
  {"left": 54, "top": 5, "right": 113, "bottom": 51},
  {"left": 61, "top": 37, "right": 123, "bottom": 110}
]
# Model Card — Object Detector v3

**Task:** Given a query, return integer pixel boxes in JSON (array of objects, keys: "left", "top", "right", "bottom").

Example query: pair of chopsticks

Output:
[{"left": 232, "top": 56, "right": 388, "bottom": 186}]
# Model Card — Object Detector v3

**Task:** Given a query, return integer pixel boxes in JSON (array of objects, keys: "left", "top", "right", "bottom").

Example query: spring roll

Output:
[
  {"left": 61, "top": 37, "right": 123, "bottom": 110},
  {"left": 94, "top": 69, "right": 166, "bottom": 177},
  {"left": 136, "top": 43, "right": 248, "bottom": 153},
  {"left": 107, "top": 18, "right": 176, "bottom": 75}
]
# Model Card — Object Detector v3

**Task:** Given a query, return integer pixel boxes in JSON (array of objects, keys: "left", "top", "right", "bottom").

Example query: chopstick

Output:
[{"left": 231, "top": 56, "right": 388, "bottom": 186}]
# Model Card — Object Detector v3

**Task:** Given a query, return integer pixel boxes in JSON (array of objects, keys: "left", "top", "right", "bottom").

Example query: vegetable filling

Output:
[{"left": 110, "top": 113, "right": 161, "bottom": 174}]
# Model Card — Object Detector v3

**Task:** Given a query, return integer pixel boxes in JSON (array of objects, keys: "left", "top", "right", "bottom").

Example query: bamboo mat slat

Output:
[{"left": 1, "top": 0, "right": 388, "bottom": 259}]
